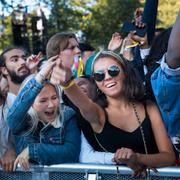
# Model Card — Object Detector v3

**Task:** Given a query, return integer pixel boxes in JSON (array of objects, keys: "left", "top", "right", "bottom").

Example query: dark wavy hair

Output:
[
  {"left": 146, "top": 27, "right": 172, "bottom": 69},
  {"left": 91, "top": 51, "right": 145, "bottom": 107}
]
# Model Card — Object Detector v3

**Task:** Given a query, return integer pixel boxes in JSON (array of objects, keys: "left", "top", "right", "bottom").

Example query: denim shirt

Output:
[
  {"left": 0, "top": 93, "right": 16, "bottom": 157},
  {"left": 151, "top": 56, "right": 180, "bottom": 137},
  {"left": 7, "top": 78, "right": 81, "bottom": 165}
]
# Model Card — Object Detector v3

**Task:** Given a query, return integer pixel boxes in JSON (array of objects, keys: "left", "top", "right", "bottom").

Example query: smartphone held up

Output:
[{"left": 121, "top": 21, "right": 147, "bottom": 37}]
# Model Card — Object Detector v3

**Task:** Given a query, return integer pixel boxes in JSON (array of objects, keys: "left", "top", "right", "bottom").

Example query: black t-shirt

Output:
[{"left": 95, "top": 107, "right": 159, "bottom": 154}]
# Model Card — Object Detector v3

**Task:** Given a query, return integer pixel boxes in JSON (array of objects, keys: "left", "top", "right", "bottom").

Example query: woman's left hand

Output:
[
  {"left": 13, "top": 147, "right": 30, "bottom": 172},
  {"left": 113, "top": 147, "right": 147, "bottom": 177}
]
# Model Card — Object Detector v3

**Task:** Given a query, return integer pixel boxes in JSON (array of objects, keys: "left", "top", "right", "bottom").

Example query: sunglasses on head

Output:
[{"left": 93, "top": 65, "right": 120, "bottom": 82}]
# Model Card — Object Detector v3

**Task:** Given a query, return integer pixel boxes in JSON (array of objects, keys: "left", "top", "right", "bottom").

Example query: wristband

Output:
[
  {"left": 35, "top": 72, "right": 46, "bottom": 84},
  {"left": 62, "top": 80, "right": 75, "bottom": 90},
  {"left": 123, "top": 47, "right": 132, "bottom": 52},
  {"left": 126, "top": 40, "right": 139, "bottom": 48}
]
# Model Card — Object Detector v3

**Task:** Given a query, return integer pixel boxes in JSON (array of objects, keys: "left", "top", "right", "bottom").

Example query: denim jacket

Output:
[
  {"left": 151, "top": 56, "right": 180, "bottom": 138},
  {"left": 7, "top": 77, "right": 81, "bottom": 165}
]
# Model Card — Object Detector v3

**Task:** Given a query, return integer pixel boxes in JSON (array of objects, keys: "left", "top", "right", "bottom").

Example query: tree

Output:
[
  {"left": 1, "top": 0, "right": 180, "bottom": 52},
  {"left": 80, "top": 0, "right": 140, "bottom": 48},
  {"left": 44, "top": 0, "right": 140, "bottom": 47},
  {"left": 157, "top": 0, "right": 180, "bottom": 28}
]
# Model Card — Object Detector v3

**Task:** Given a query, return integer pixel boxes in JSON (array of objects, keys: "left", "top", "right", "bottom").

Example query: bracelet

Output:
[
  {"left": 35, "top": 72, "right": 46, "bottom": 84},
  {"left": 125, "top": 40, "right": 139, "bottom": 48},
  {"left": 62, "top": 80, "right": 75, "bottom": 90},
  {"left": 38, "top": 72, "right": 46, "bottom": 81}
]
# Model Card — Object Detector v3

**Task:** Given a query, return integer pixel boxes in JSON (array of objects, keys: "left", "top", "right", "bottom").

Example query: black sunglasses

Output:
[{"left": 93, "top": 65, "right": 120, "bottom": 82}]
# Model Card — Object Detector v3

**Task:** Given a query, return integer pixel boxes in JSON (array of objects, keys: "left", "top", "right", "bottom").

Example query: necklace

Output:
[
  {"left": 132, "top": 102, "right": 148, "bottom": 154},
  {"left": 94, "top": 133, "right": 120, "bottom": 180},
  {"left": 132, "top": 102, "right": 153, "bottom": 179}
]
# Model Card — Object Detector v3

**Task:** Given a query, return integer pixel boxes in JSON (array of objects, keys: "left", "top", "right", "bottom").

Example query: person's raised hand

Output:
[
  {"left": 35, "top": 55, "right": 58, "bottom": 83},
  {"left": 134, "top": 7, "right": 144, "bottom": 28},
  {"left": 26, "top": 52, "right": 42, "bottom": 73},
  {"left": 108, "top": 32, "right": 123, "bottom": 51},
  {"left": 129, "top": 31, "right": 149, "bottom": 49},
  {"left": 50, "top": 57, "right": 72, "bottom": 86}
]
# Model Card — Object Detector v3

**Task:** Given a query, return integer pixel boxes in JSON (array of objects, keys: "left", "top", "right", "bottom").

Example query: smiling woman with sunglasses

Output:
[{"left": 50, "top": 50, "right": 175, "bottom": 177}]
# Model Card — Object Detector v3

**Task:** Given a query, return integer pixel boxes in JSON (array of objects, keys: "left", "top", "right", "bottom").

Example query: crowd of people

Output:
[{"left": 0, "top": 0, "right": 179, "bottom": 178}]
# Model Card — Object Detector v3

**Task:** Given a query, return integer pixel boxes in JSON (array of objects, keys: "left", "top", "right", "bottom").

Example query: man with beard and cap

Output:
[{"left": 0, "top": 47, "right": 41, "bottom": 95}]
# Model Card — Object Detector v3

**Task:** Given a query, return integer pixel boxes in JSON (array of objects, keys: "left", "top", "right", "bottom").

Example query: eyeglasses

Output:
[
  {"left": 93, "top": 65, "right": 120, "bottom": 82},
  {"left": 65, "top": 45, "right": 80, "bottom": 51}
]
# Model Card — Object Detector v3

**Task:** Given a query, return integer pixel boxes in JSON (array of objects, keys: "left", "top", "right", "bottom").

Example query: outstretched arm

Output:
[
  {"left": 7, "top": 56, "right": 57, "bottom": 135},
  {"left": 142, "top": 0, "right": 158, "bottom": 45},
  {"left": 50, "top": 58, "right": 104, "bottom": 132},
  {"left": 166, "top": 11, "right": 180, "bottom": 68}
]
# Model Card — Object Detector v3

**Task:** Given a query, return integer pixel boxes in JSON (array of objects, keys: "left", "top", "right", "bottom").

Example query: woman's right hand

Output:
[
  {"left": 35, "top": 55, "right": 58, "bottom": 83},
  {"left": 50, "top": 58, "right": 72, "bottom": 86}
]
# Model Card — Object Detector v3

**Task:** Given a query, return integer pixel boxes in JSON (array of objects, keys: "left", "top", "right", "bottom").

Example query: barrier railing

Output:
[{"left": 0, "top": 164, "right": 180, "bottom": 180}]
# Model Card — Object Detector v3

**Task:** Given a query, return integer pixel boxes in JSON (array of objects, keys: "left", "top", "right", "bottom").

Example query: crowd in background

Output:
[{"left": 0, "top": 0, "right": 179, "bottom": 178}]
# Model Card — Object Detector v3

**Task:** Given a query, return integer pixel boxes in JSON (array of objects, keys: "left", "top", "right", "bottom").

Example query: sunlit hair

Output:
[
  {"left": 91, "top": 51, "right": 145, "bottom": 106},
  {"left": 19, "top": 75, "right": 62, "bottom": 136},
  {"left": 46, "top": 32, "right": 77, "bottom": 59}
]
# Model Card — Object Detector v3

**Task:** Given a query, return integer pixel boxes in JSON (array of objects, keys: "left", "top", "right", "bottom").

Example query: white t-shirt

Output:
[
  {"left": 79, "top": 132, "right": 114, "bottom": 164},
  {"left": 0, "top": 93, "right": 16, "bottom": 157}
]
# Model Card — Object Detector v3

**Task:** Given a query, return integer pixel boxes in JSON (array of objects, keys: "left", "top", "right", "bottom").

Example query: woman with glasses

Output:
[{"left": 50, "top": 50, "right": 175, "bottom": 177}]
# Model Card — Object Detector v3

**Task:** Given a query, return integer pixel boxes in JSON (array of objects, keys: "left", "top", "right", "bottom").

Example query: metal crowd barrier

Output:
[{"left": 0, "top": 163, "right": 180, "bottom": 180}]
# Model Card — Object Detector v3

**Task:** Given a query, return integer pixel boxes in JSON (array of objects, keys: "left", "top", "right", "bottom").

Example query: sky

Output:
[{"left": 0, "top": 0, "right": 50, "bottom": 17}]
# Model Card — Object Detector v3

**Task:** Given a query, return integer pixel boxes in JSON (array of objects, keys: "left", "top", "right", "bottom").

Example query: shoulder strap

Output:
[
  {"left": 142, "top": 101, "right": 150, "bottom": 119},
  {"left": 103, "top": 108, "right": 109, "bottom": 122}
]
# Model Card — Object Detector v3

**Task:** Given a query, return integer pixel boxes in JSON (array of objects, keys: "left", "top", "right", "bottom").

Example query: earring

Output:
[{"left": 97, "top": 88, "right": 102, "bottom": 95}]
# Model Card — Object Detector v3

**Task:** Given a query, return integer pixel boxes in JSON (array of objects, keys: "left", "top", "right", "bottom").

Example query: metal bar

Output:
[{"left": 0, "top": 164, "right": 180, "bottom": 178}]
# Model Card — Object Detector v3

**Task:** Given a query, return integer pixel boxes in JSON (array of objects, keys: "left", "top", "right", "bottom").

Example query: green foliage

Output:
[
  {"left": 81, "top": 0, "right": 140, "bottom": 48},
  {"left": 0, "top": 16, "right": 13, "bottom": 52},
  {"left": 157, "top": 0, "right": 180, "bottom": 28},
  {"left": 46, "top": 0, "right": 86, "bottom": 38},
  {"left": 0, "top": 0, "right": 179, "bottom": 52}
]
